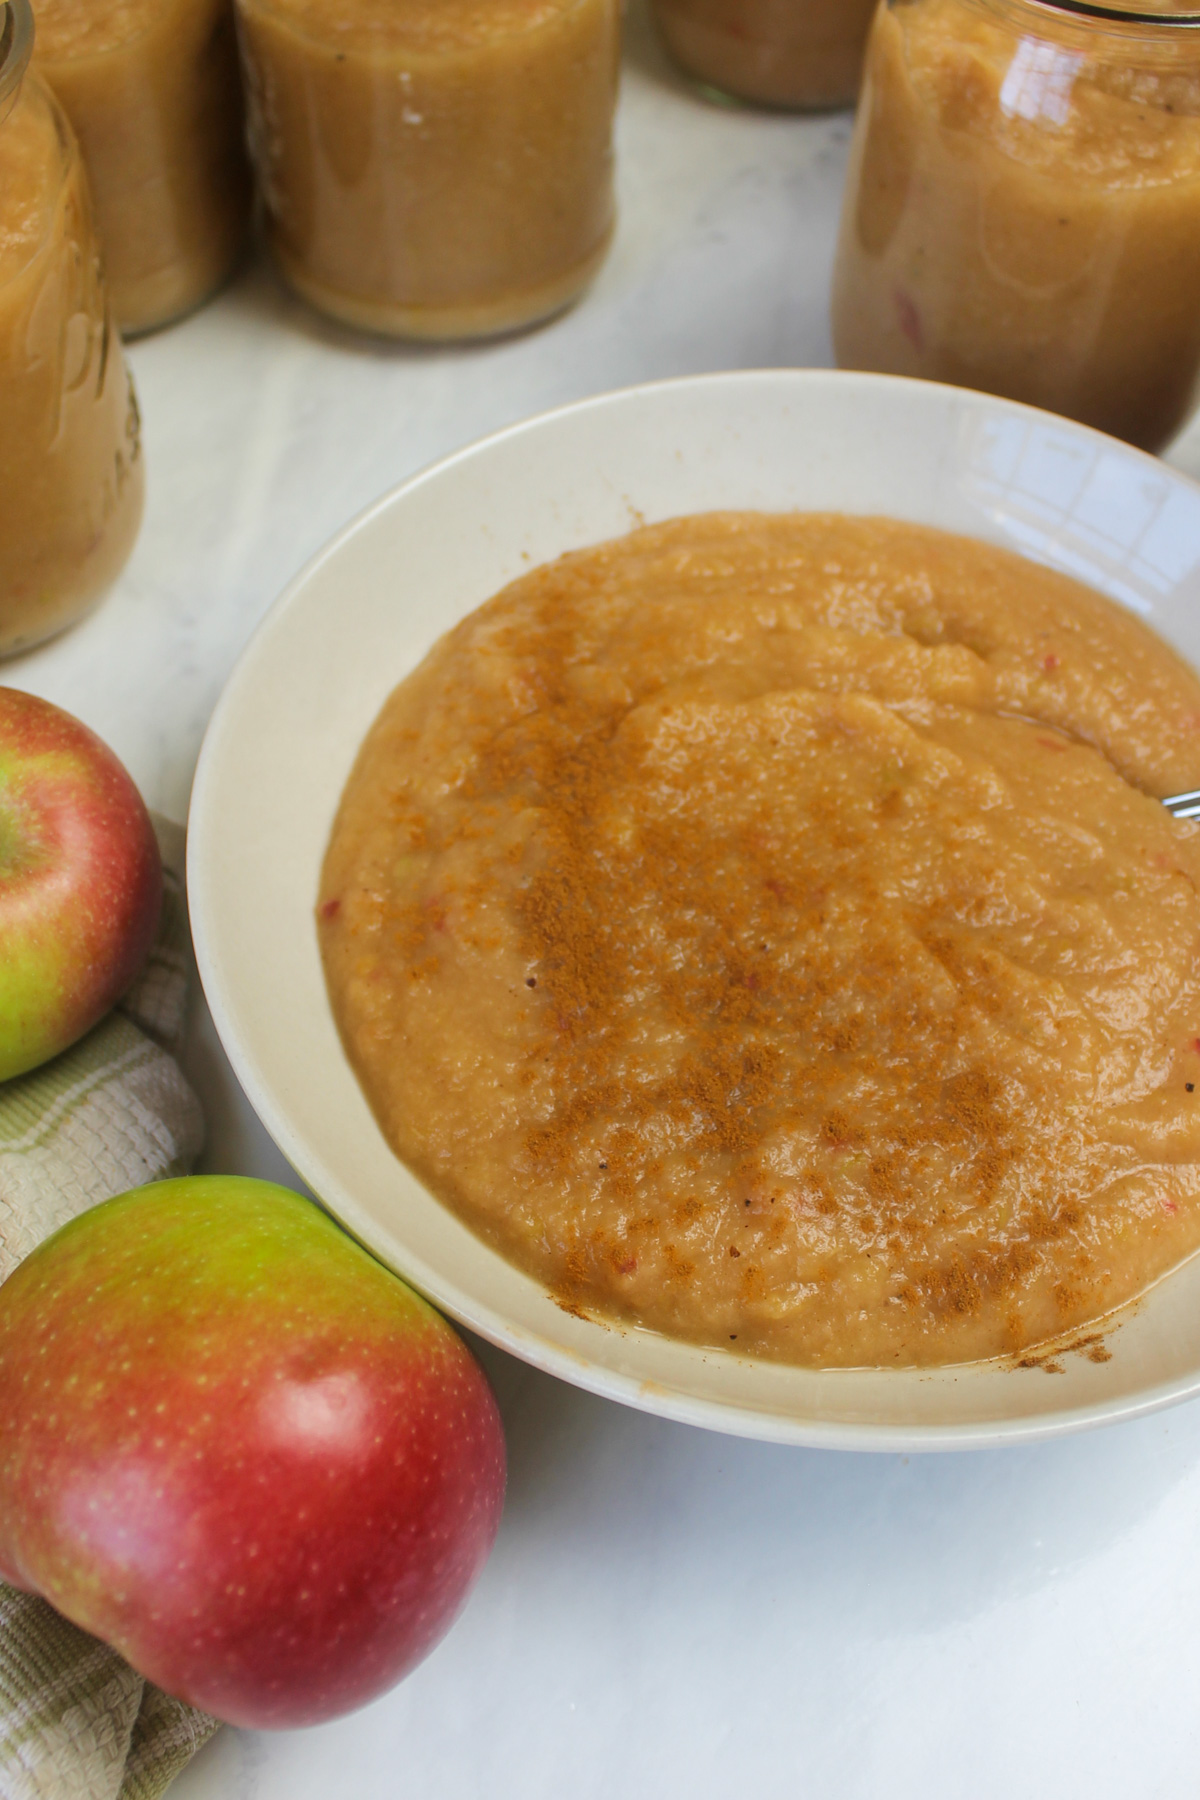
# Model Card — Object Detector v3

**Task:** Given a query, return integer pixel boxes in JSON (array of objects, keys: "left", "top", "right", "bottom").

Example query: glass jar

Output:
[
  {"left": 832, "top": 0, "right": 1200, "bottom": 452},
  {"left": 0, "top": 0, "right": 143, "bottom": 654},
  {"left": 234, "top": 0, "right": 620, "bottom": 341},
  {"left": 32, "top": 0, "right": 252, "bottom": 337},
  {"left": 651, "top": 0, "right": 879, "bottom": 108}
]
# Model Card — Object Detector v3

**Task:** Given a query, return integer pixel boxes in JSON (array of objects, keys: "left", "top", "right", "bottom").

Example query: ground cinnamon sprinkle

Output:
[{"left": 319, "top": 512, "right": 1200, "bottom": 1367}]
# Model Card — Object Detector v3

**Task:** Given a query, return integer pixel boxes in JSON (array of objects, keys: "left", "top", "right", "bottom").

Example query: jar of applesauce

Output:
[
  {"left": 32, "top": 0, "right": 252, "bottom": 336},
  {"left": 234, "top": 0, "right": 620, "bottom": 340},
  {"left": 651, "top": 0, "right": 879, "bottom": 108},
  {"left": 832, "top": 0, "right": 1200, "bottom": 452},
  {"left": 0, "top": 0, "right": 143, "bottom": 655}
]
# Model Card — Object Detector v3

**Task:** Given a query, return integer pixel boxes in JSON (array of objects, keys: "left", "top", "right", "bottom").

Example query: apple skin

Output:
[
  {"left": 0, "top": 688, "right": 162, "bottom": 1081},
  {"left": 0, "top": 1177, "right": 507, "bottom": 1728}
]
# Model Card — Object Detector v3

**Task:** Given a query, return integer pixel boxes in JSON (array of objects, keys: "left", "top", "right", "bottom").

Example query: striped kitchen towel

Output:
[{"left": 0, "top": 818, "right": 220, "bottom": 1800}]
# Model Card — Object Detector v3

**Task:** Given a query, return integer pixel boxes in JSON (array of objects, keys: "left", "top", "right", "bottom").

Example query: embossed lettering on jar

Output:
[
  {"left": 832, "top": 0, "right": 1200, "bottom": 451},
  {"left": 0, "top": 0, "right": 143, "bottom": 654}
]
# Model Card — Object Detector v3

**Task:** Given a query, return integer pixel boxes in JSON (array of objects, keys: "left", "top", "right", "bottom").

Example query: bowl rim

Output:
[{"left": 189, "top": 365, "right": 1200, "bottom": 1452}]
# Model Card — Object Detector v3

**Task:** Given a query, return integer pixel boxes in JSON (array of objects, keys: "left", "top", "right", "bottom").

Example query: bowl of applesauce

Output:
[{"left": 189, "top": 369, "right": 1200, "bottom": 1449}]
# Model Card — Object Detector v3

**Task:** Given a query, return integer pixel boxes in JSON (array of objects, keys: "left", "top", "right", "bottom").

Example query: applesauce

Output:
[
  {"left": 0, "top": 0, "right": 143, "bottom": 654},
  {"left": 235, "top": 0, "right": 619, "bottom": 339},
  {"left": 651, "top": 0, "right": 878, "bottom": 109},
  {"left": 319, "top": 512, "right": 1200, "bottom": 1369},
  {"left": 33, "top": 0, "right": 252, "bottom": 336},
  {"left": 832, "top": 0, "right": 1200, "bottom": 452}
]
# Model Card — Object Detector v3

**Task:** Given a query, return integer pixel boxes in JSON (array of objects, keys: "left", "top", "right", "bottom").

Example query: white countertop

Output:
[{"left": 16, "top": 6, "right": 1200, "bottom": 1793}]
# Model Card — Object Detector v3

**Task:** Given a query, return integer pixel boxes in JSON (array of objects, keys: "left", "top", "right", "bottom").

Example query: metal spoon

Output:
[{"left": 1164, "top": 790, "right": 1200, "bottom": 821}]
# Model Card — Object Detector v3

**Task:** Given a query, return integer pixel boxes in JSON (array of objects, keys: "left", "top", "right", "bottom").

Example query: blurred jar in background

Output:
[
  {"left": 832, "top": 0, "right": 1200, "bottom": 453},
  {"left": 0, "top": 0, "right": 143, "bottom": 655},
  {"left": 650, "top": 0, "right": 879, "bottom": 109},
  {"left": 34, "top": 0, "right": 252, "bottom": 336},
  {"left": 235, "top": 0, "right": 620, "bottom": 341}
]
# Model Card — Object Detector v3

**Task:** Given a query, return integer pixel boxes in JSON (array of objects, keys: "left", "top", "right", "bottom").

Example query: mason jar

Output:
[
  {"left": 651, "top": 0, "right": 879, "bottom": 108},
  {"left": 831, "top": 0, "right": 1200, "bottom": 451},
  {"left": 235, "top": 0, "right": 620, "bottom": 341},
  {"left": 0, "top": 0, "right": 143, "bottom": 654},
  {"left": 33, "top": 0, "right": 252, "bottom": 337}
]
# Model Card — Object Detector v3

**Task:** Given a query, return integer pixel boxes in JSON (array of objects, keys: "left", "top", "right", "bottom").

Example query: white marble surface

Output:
[{"left": 14, "top": 5, "right": 1200, "bottom": 1793}]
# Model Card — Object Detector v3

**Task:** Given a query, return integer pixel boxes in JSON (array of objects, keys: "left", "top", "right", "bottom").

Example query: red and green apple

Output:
[
  {"left": 0, "top": 1177, "right": 507, "bottom": 1728},
  {"left": 0, "top": 687, "right": 161, "bottom": 1081}
]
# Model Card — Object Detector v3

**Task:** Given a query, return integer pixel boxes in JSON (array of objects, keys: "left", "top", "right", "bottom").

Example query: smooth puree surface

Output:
[
  {"left": 319, "top": 513, "right": 1200, "bottom": 1369},
  {"left": 34, "top": 0, "right": 251, "bottom": 335},
  {"left": 237, "top": 0, "right": 618, "bottom": 338},
  {"left": 833, "top": 0, "right": 1200, "bottom": 451},
  {"left": 652, "top": 0, "right": 877, "bottom": 110},
  {"left": 0, "top": 74, "right": 142, "bottom": 652}
]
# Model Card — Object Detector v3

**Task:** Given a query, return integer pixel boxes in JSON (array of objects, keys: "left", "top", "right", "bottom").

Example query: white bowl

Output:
[{"left": 188, "top": 369, "right": 1200, "bottom": 1451}]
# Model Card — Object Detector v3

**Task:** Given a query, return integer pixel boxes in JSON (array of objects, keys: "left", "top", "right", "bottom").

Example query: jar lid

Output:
[{"left": 0, "top": 0, "right": 33, "bottom": 126}]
